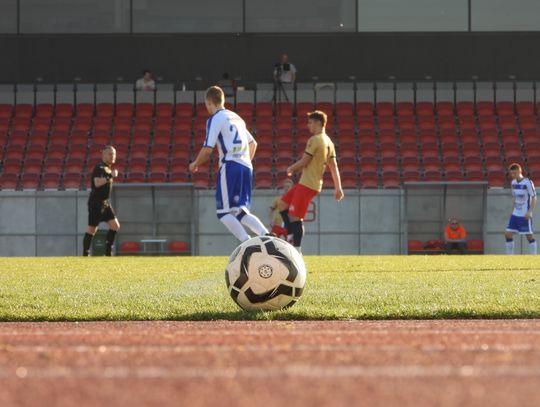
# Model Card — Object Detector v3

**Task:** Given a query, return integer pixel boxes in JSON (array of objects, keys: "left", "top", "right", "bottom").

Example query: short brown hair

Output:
[
  {"left": 508, "top": 163, "right": 522, "bottom": 171},
  {"left": 205, "top": 86, "right": 225, "bottom": 106},
  {"left": 307, "top": 110, "right": 327, "bottom": 127}
]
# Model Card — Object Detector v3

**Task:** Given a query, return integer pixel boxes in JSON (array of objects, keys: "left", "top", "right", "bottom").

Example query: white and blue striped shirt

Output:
[
  {"left": 203, "top": 109, "right": 254, "bottom": 169},
  {"left": 511, "top": 177, "right": 536, "bottom": 217}
]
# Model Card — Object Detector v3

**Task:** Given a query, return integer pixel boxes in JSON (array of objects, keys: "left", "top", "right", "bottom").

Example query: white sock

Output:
[
  {"left": 240, "top": 213, "right": 269, "bottom": 236},
  {"left": 529, "top": 240, "right": 537, "bottom": 255},
  {"left": 220, "top": 214, "right": 250, "bottom": 242},
  {"left": 505, "top": 240, "right": 514, "bottom": 255}
]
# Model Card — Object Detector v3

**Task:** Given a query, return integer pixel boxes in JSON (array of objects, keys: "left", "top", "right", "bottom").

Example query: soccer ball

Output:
[{"left": 225, "top": 236, "right": 307, "bottom": 311}]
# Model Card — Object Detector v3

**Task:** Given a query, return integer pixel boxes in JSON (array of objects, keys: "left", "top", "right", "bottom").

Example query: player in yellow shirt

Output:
[{"left": 278, "top": 111, "right": 344, "bottom": 253}]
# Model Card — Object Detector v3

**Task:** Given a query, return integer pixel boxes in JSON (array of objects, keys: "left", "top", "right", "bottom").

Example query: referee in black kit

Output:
[{"left": 83, "top": 145, "right": 121, "bottom": 256}]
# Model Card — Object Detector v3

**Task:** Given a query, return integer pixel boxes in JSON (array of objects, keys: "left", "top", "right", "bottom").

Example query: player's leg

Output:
[
  {"left": 218, "top": 213, "right": 250, "bottom": 242},
  {"left": 278, "top": 191, "right": 305, "bottom": 250},
  {"left": 84, "top": 202, "right": 102, "bottom": 256},
  {"left": 83, "top": 226, "right": 97, "bottom": 256},
  {"left": 286, "top": 185, "right": 316, "bottom": 253},
  {"left": 504, "top": 231, "right": 515, "bottom": 255},
  {"left": 526, "top": 235, "right": 537, "bottom": 254},
  {"left": 238, "top": 209, "right": 268, "bottom": 236},
  {"left": 444, "top": 241, "right": 452, "bottom": 254},
  {"left": 505, "top": 215, "right": 518, "bottom": 255},
  {"left": 105, "top": 218, "right": 120, "bottom": 256},
  {"left": 101, "top": 205, "right": 120, "bottom": 256},
  {"left": 216, "top": 164, "right": 250, "bottom": 242},
  {"left": 236, "top": 165, "right": 269, "bottom": 236},
  {"left": 278, "top": 185, "right": 296, "bottom": 242}
]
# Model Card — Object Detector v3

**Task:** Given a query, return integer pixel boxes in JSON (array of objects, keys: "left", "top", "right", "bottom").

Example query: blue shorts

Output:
[
  {"left": 506, "top": 215, "right": 533, "bottom": 234},
  {"left": 216, "top": 161, "right": 252, "bottom": 215}
]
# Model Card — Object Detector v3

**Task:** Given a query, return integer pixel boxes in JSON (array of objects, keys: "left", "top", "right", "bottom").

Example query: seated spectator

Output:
[
  {"left": 135, "top": 69, "right": 156, "bottom": 91},
  {"left": 269, "top": 179, "right": 294, "bottom": 240},
  {"left": 444, "top": 218, "right": 467, "bottom": 254}
]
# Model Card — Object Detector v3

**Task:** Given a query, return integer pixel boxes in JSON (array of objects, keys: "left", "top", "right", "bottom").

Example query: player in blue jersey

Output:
[
  {"left": 189, "top": 86, "right": 269, "bottom": 242},
  {"left": 505, "top": 163, "right": 537, "bottom": 254}
]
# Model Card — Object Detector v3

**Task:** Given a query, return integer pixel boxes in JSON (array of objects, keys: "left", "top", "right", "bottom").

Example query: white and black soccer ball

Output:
[{"left": 225, "top": 236, "right": 307, "bottom": 311}]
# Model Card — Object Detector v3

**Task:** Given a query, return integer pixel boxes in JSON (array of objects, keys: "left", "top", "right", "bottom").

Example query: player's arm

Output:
[
  {"left": 190, "top": 118, "right": 219, "bottom": 173},
  {"left": 269, "top": 205, "right": 275, "bottom": 225},
  {"left": 287, "top": 153, "right": 312, "bottom": 176},
  {"left": 526, "top": 196, "right": 537, "bottom": 219},
  {"left": 248, "top": 131, "right": 257, "bottom": 161},
  {"left": 327, "top": 157, "right": 344, "bottom": 201},
  {"left": 93, "top": 166, "right": 110, "bottom": 187},
  {"left": 189, "top": 147, "right": 213, "bottom": 173},
  {"left": 526, "top": 182, "right": 537, "bottom": 219}
]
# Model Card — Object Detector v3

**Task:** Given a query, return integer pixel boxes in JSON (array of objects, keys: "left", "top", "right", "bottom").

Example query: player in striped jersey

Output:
[
  {"left": 505, "top": 163, "right": 537, "bottom": 254},
  {"left": 189, "top": 86, "right": 269, "bottom": 242}
]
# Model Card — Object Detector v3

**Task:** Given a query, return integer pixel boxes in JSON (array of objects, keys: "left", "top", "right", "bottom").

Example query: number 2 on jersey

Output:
[{"left": 230, "top": 125, "right": 242, "bottom": 145}]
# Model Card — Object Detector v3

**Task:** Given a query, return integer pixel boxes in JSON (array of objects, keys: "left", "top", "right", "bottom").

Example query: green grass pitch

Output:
[{"left": 0, "top": 256, "right": 538, "bottom": 321}]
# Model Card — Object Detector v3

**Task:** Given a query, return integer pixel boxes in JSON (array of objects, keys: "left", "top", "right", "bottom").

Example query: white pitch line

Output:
[{"left": 1, "top": 364, "right": 540, "bottom": 380}]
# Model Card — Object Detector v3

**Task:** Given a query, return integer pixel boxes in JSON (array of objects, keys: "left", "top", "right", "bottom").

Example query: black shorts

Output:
[{"left": 88, "top": 200, "right": 117, "bottom": 227}]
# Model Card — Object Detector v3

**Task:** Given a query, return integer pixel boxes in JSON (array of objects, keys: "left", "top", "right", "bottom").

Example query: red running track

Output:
[{"left": 0, "top": 320, "right": 539, "bottom": 407}]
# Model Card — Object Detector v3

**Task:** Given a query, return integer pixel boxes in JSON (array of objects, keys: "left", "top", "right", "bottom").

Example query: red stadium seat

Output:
[
  {"left": 336, "top": 102, "right": 353, "bottom": 117},
  {"left": 55, "top": 104, "right": 73, "bottom": 119},
  {"left": 408, "top": 240, "right": 424, "bottom": 254},
  {"left": 396, "top": 102, "right": 414, "bottom": 117},
  {"left": 356, "top": 103, "right": 374, "bottom": 119},
  {"left": 516, "top": 102, "right": 534, "bottom": 117},
  {"left": 20, "top": 173, "right": 39, "bottom": 189},
  {"left": 169, "top": 240, "right": 189, "bottom": 254},
  {"left": 0, "top": 104, "right": 13, "bottom": 119},
  {"left": 175, "top": 103, "right": 193, "bottom": 118},
  {"left": 436, "top": 102, "right": 454, "bottom": 117},
  {"left": 15, "top": 104, "right": 33, "bottom": 119},
  {"left": 496, "top": 102, "right": 514, "bottom": 117},
  {"left": 467, "top": 239, "right": 484, "bottom": 253},
  {"left": 416, "top": 102, "right": 434, "bottom": 117},
  {"left": 119, "top": 241, "right": 140, "bottom": 254},
  {"left": 169, "top": 171, "right": 190, "bottom": 183},
  {"left": 41, "top": 173, "right": 61, "bottom": 189},
  {"left": 96, "top": 103, "right": 114, "bottom": 118},
  {"left": 359, "top": 175, "right": 378, "bottom": 188},
  {"left": 457, "top": 102, "right": 474, "bottom": 117},
  {"left": 192, "top": 172, "right": 210, "bottom": 189},
  {"left": 275, "top": 102, "right": 293, "bottom": 118},
  {"left": 116, "top": 103, "right": 134, "bottom": 118},
  {"left": 476, "top": 101, "right": 494, "bottom": 116},
  {"left": 256, "top": 103, "right": 273, "bottom": 117}
]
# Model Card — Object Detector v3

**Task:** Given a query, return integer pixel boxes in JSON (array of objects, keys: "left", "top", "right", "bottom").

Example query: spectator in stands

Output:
[
  {"left": 135, "top": 70, "right": 156, "bottom": 91},
  {"left": 444, "top": 217, "right": 467, "bottom": 254},
  {"left": 218, "top": 73, "right": 236, "bottom": 98},
  {"left": 269, "top": 179, "right": 294, "bottom": 240},
  {"left": 273, "top": 53, "right": 297, "bottom": 86}
]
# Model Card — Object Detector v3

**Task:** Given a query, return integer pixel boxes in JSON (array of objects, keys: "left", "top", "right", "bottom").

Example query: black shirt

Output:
[{"left": 89, "top": 162, "right": 113, "bottom": 202}]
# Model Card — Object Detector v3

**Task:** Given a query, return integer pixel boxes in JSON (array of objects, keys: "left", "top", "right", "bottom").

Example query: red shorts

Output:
[{"left": 281, "top": 183, "right": 318, "bottom": 219}]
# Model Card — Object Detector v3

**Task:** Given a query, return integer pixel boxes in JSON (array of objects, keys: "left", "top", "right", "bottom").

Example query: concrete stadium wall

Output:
[
  {"left": 0, "top": 188, "right": 525, "bottom": 256},
  {"left": 195, "top": 189, "right": 403, "bottom": 256}
]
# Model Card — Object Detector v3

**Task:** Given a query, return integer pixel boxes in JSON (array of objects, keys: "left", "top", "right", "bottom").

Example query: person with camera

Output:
[{"left": 273, "top": 53, "right": 296, "bottom": 85}]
